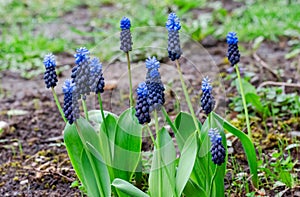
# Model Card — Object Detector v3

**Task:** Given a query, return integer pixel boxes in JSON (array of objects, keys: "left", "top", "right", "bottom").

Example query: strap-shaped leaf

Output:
[
  {"left": 113, "top": 107, "right": 143, "bottom": 181},
  {"left": 176, "top": 132, "right": 198, "bottom": 196},
  {"left": 212, "top": 112, "right": 258, "bottom": 188},
  {"left": 112, "top": 178, "right": 149, "bottom": 197},
  {"left": 174, "top": 112, "right": 202, "bottom": 151},
  {"left": 149, "top": 127, "right": 176, "bottom": 197}
]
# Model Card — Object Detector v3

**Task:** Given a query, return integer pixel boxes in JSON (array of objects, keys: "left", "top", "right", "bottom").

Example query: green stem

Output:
[
  {"left": 162, "top": 107, "right": 179, "bottom": 134},
  {"left": 51, "top": 87, "right": 67, "bottom": 123},
  {"left": 81, "top": 96, "right": 89, "bottom": 121},
  {"left": 97, "top": 93, "right": 107, "bottom": 132},
  {"left": 126, "top": 52, "right": 134, "bottom": 107},
  {"left": 75, "top": 123, "right": 104, "bottom": 197},
  {"left": 175, "top": 60, "right": 200, "bottom": 135},
  {"left": 97, "top": 93, "right": 112, "bottom": 159},
  {"left": 234, "top": 64, "right": 251, "bottom": 139},
  {"left": 209, "top": 166, "right": 218, "bottom": 197}
]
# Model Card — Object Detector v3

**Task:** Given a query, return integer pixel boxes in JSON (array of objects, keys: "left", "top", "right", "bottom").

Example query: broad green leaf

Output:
[
  {"left": 97, "top": 114, "right": 118, "bottom": 181},
  {"left": 88, "top": 109, "right": 118, "bottom": 128},
  {"left": 183, "top": 179, "right": 206, "bottom": 197},
  {"left": 174, "top": 112, "right": 204, "bottom": 191},
  {"left": 64, "top": 124, "right": 86, "bottom": 188},
  {"left": 76, "top": 118, "right": 111, "bottom": 197},
  {"left": 176, "top": 132, "right": 198, "bottom": 196},
  {"left": 174, "top": 112, "right": 202, "bottom": 151},
  {"left": 113, "top": 107, "right": 143, "bottom": 181},
  {"left": 235, "top": 78, "right": 256, "bottom": 95},
  {"left": 80, "top": 150, "right": 101, "bottom": 197},
  {"left": 112, "top": 178, "right": 149, "bottom": 197},
  {"left": 212, "top": 112, "right": 258, "bottom": 188},
  {"left": 245, "top": 93, "right": 264, "bottom": 112},
  {"left": 149, "top": 127, "right": 176, "bottom": 197}
]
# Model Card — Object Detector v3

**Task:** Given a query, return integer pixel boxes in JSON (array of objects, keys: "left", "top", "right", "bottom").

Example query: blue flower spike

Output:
[
  {"left": 135, "top": 82, "right": 151, "bottom": 124},
  {"left": 200, "top": 77, "right": 215, "bottom": 115},
  {"left": 89, "top": 57, "right": 105, "bottom": 94},
  {"left": 145, "top": 57, "right": 165, "bottom": 112},
  {"left": 71, "top": 47, "right": 92, "bottom": 100},
  {"left": 208, "top": 128, "right": 226, "bottom": 165},
  {"left": 62, "top": 79, "right": 78, "bottom": 124},
  {"left": 166, "top": 12, "right": 182, "bottom": 61},
  {"left": 43, "top": 53, "right": 58, "bottom": 88},
  {"left": 226, "top": 32, "right": 240, "bottom": 66},
  {"left": 120, "top": 17, "right": 133, "bottom": 52}
]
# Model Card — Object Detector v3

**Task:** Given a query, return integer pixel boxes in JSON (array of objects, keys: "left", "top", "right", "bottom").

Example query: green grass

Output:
[{"left": 219, "top": 0, "right": 300, "bottom": 41}]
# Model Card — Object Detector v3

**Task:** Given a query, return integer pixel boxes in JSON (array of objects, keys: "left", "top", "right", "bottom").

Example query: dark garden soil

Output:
[{"left": 1, "top": 3, "right": 300, "bottom": 197}]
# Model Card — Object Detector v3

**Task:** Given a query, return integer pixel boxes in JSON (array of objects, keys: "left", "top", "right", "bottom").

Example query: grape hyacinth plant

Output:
[
  {"left": 120, "top": 16, "right": 134, "bottom": 107},
  {"left": 166, "top": 13, "right": 182, "bottom": 61},
  {"left": 226, "top": 32, "right": 251, "bottom": 138},
  {"left": 43, "top": 53, "right": 66, "bottom": 122},
  {"left": 43, "top": 12, "right": 258, "bottom": 197}
]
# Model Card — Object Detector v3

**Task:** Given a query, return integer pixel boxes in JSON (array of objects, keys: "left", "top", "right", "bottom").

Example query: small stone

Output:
[{"left": 20, "top": 179, "right": 28, "bottom": 185}]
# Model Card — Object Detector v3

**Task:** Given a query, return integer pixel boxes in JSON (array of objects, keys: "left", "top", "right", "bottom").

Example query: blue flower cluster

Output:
[
  {"left": 166, "top": 13, "right": 182, "bottom": 61},
  {"left": 120, "top": 17, "right": 133, "bottom": 52},
  {"left": 145, "top": 57, "right": 165, "bottom": 112},
  {"left": 43, "top": 53, "right": 58, "bottom": 88},
  {"left": 166, "top": 13, "right": 181, "bottom": 31},
  {"left": 226, "top": 32, "right": 240, "bottom": 66},
  {"left": 200, "top": 77, "right": 215, "bottom": 115},
  {"left": 135, "top": 82, "right": 151, "bottom": 124},
  {"left": 89, "top": 57, "right": 105, "bottom": 94},
  {"left": 135, "top": 57, "right": 165, "bottom": 124},
  {"left": 120, "top": 17, "right": 131, "bottom": 30},
  {"left": 208, "top": 128, "right": 226, "bottom": 165},
  {"left": 62, "top": 79, "right": 77, "bottom": 124},
  {"left": 61, "top": 47, "right": 106, "bottom": 124}
]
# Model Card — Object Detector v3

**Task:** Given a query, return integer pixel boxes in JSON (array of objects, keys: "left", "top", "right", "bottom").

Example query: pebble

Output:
[
  {"left": 20, "top": 180, "right": 28, "bottom": 185},
  {"left": 0, "top": 121, "right": 9, "bottom": 136}
]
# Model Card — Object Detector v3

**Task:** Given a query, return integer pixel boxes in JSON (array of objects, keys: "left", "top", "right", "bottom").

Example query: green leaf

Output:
[
  {"left": 174, "top": 113, "right": 204, "bottom": 192},
  {"left": 235, "top": 79, "right": 256, "bottom": 95},
  {"left": 212, "top": 112, "right": 258, "bottom": 188},
  {"left": 279, "top": 171, "right": 294, "bottom": 188},
  {"left": 113, "top": 107, "right": 143, "bottom": 181},
  {"left": 76, "top": 118, "right": 111, "bottom": 197},
  {"left": 183, "top": 179, "right": 206, "bottom": 197},
  {"left": 88, "top": 109, "right": 118, "bottom": 127},
  {"left": 176, "top": 132, "right": 198, "bottom": 196},
  {"left": 174, "top": 112, "right": 202, "bottom": 151},
  {"left": 112, "top": 178, "right": 149, "bottom": 197},
  {"left": 245, "top": 93, "right": 264, "bottom": 112},
  {"left": 80, "top": 150, "right": 101, "bottom": 197},
  {"left": 64, "top": 124, "right": 86, "bottom": 188},
  {"left": 64, "top": 118, "right": 111, "bottom": 197},
  {"left": 149, "top": 127, "right": 176, "bottom": 197}
]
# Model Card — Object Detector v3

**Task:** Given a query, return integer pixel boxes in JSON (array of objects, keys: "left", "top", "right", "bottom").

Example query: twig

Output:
[
  {"left": 253, "top": 53, "right": 281, "bottom": 80},
  {"left": 258, "top": 81, "right": 300, "bottom": 89}
]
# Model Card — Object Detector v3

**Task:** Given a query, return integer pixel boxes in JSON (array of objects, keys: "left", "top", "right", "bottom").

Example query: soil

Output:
[{"left": 1, "top": 2, "right": 300, "bottom": 197}]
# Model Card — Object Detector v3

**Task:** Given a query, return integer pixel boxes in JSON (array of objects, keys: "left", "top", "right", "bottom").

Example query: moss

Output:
[
  {"left": 51, "top": 185, "right": 57, "bottom": 190},
  {"left": 13, "top": 176, "right": 19, "bottom": 181}
]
